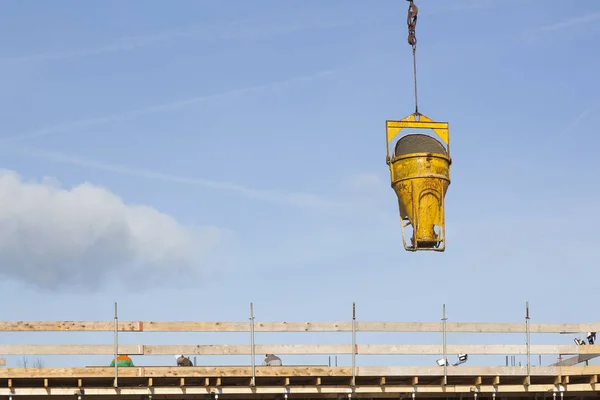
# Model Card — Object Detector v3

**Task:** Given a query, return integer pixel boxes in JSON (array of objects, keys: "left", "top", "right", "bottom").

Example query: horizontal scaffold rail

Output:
[
  {"left": 1, "top": 321, "right": 600, "bottom": 332},
  {"left": 1, "top": 343, "right": 600, "bottom": 355},
  {"left": 0, "top": 365, "right": 597, "bottom": 378}
]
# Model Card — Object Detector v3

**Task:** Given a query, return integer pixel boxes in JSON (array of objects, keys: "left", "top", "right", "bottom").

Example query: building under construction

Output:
[{"left": 0, "top": 303, "right": 599, "bottom": 399}]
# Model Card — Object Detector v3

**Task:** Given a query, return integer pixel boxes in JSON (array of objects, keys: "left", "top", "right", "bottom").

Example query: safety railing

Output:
[{"left": 0, "top": 302, "right": 599, "bottom": 388}]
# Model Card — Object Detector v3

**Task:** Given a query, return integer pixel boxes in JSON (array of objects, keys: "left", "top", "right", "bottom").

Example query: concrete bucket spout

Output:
[{"left": 386, "top": 114, "right": 451, "bottom": 252}]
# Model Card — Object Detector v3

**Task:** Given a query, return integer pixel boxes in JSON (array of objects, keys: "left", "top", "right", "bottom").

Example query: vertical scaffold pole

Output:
[
  {"left": 442, "top": 304, "right": 447, "bottom": 386},
  {"left": 526, "top": 301, "right": 531, "bottom": 386},
  {"left": 250, "top": 302, "right": 256, "bottom": 387},
  {"left": 113, "top": 301, "right": 118, "bottom": 388},
  {"left": 352, "top": 302, "right": 356, "bottom": 386}
]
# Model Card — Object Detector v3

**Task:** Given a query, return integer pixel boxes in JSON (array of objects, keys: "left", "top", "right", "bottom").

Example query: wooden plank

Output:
[
  {"left": 560, "top": 365, "right": 600, "bottom": 376},
  {"left": 0, "top": 366, "right": 354, "bottom": 379},
  {"left": 146, "top": 344, "right": 352, "bottom": 355},
  {"left": 0, "top": 321, "right": 142, "bottom": 331},
  {"left": 570, "top": 347, "right": 600, "bottom": 355},
  {"left": 1, "top": 383, "right": 600, "bottom": 396},
  {"left": 0, "top": 343, "right": 596, "bottom": 356},
  {"left": 357, "top": 366, "right": 566, "bottom": 377},
  {"left": 0, "top": 385, "right": 564, "bottom": 396},
  {"left": 1, "top": 320, "right": 600, "bottom": 333},
  {"left": 1, "top": 365, "right": 598, "bottom": 379}
]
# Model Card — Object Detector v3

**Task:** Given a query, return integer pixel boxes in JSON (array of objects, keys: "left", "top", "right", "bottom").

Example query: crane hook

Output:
[{"left": 407, "top": 0, "right": 418, "bottom": 47}]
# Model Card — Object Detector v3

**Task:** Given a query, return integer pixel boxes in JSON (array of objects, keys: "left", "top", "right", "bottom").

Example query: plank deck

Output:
[{"left": 0, "top": 365, "right": 598, "bottom": 397}]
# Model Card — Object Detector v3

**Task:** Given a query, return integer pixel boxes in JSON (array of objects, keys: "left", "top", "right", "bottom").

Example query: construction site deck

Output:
[{"left": 1, "top": 314, "right": 599, "bottom": 399}]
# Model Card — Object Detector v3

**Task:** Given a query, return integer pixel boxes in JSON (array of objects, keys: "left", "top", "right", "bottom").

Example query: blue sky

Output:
[{"left": 0, "top": 0, "right": 599, "bottom": 369}]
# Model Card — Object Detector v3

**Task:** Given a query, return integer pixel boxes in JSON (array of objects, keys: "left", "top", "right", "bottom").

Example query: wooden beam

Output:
[
  {"left": 0, "top": 321, "right": 142, "bottom": 332},
  {"left": 0, "top": 383, "right": 599, "bottom": 396},
  {"left": 0, "top": 343, "right": 597, "bottom": 356},
  {"left": 554, "top": 376, "right": 564, "bottom": 385},
  {"left": 1, "top": 320, "right": 600, "bottom": 333},
  {"left": 1, "top": 365, "right": 599, "bottom": 379},
  {"left": 356, "top": 366, "right": 569, "bottom": 377}
]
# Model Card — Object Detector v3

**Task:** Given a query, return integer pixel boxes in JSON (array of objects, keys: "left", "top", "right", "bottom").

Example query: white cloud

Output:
[{"left": 0, "top": 170, "right": 221, "bottom": 290}]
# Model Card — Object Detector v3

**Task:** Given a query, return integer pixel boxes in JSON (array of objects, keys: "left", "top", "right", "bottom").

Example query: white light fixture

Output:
[
  {"left": 454, "top": 354, "right": 468, "bottom": 366},
  {"left": 437, "top": 354, "right": 468, "bottom": 366}
]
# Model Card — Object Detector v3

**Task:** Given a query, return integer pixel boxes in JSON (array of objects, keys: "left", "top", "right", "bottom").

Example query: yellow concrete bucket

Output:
[{"left": 386, "top": 113, "right": 451, "bottom": 252}]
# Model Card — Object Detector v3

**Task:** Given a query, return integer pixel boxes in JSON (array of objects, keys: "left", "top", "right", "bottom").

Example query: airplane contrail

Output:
[
  {"left": 3, "top": 144, "right": 349, "bottom": 211},
  {"left": 0, "top": 16, "right": 358, "bottom": 64},
  {"left": 0, "top": 68, "right": 336, "bottom": 145},
  {"left": 537, "top": 12, "right": 600, "bottom": 32}
]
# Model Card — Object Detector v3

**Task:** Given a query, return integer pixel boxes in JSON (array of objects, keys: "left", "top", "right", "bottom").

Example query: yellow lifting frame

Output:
[{"left": 385, "top": 112, "right": 450, "bottom": 162}]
